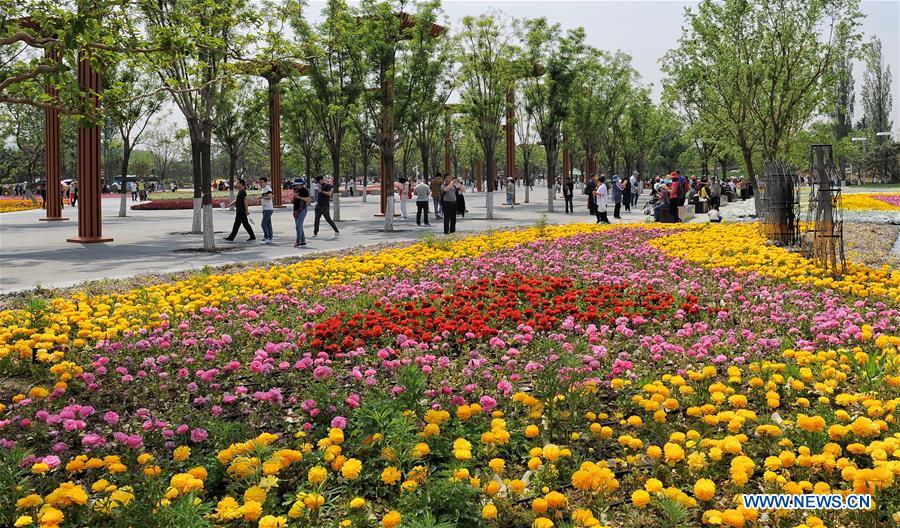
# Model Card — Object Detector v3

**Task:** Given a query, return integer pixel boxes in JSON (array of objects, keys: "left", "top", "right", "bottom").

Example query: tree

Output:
[
  {"left": 104, "top": 63, "right": 165, "bottom": 216},
  {"left": 351, "top": 103, "right": 378, "bottom": 202},
  {"left": 569, "top": 49, "right": 633, "bottom": 182},
  {"left": 662, "top": 0, "right": 861, "bottom": 212},
  {"left": 140, "top": 0, "right": 252, "bottom": 251},
  {"left": 358, "top": 0, "right": 445, "bottom": 231},
  {"left": 283, "top": 81, "right": 326, "bottom": 183},
  {"left": 514, "top": 90, "right": 537, "bottom": 202},
  {"left": 862, "top": 36, "right": 893, "bottom": 138},
  {"left": 458, "top": 13, "right": 517, "bottom": 219},
  {"left": 0, "top": 91, "right": 43, "bottom": 196},
  {"left": 518, "top": 18, "right": 585, "bottom": 212},
  {"left": 214, "top": 81, "right": 265, "bottom": 205},
  {"left": 294, "top": 0, "right": 363, "bottom": 222},
  {"left": 147, "top": 125, "right": 186, "bottom": 186},
  {"left": 829, "top": 32, "right": 855, "bottom": 141}
]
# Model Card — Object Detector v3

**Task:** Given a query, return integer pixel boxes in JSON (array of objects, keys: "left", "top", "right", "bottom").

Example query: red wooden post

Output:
[
  {"left": 68, "top": 55, "right": 111, "bottom": 243},
  {"left": 268, "top": 78, "right": 284, "bottom": 207},
  {"left": 41, "top": 45, "right": 67, "bottom": 222}
]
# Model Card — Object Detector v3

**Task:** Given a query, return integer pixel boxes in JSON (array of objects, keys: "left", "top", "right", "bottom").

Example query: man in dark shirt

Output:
[
  {"left": 312, "top": 175, "right": 340, "bottom": 239},
  {"left": 224, "top": 179, "right": 255, "bottom": 241},
  {"left": 563, "top": 176, "right": 574, "bottom": 213}
]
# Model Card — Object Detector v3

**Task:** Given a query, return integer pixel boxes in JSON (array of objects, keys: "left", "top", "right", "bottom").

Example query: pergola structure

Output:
[
  {"left": 19, "top": 17, "right": 109, "bottom": 241},
  {"left": 376, "top": 13, "right": 446, "bottom": 216},
  {"left": 243, "top": 61, "right": 307, "bottom": 208}
]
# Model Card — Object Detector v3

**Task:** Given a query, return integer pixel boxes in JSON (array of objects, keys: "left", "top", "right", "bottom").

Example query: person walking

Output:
[
  {"left": 622, "top": 175, "right": 632, "bottom": 213},
  {"left": 138, "top": 180, "right": 146, "bottom": 201},
  {"left": 292, "top": 182, "right": 311, "bottom": 247},
  {"left": 563, "top": 176, "right": 574, "bottom": 213},
  {"left": 398, "top": 176, "right": 409, "bottom": 220},
  {"left": 312, "top": 175, "right": 340, "bottom": 239},
  {"left": 70, "top": 182, "right": 78, "bottom": 207},
  {"left": 612, "top": 175, "right": 624, "bottom": 219},
  {"left": 259, "top": 177, "right": 274, "bottom": 244},
  {"left": 224, "top": 179, "right": 256, "bottom": 242},
  {"left": 585, "top": 175, "right": 597, "bottom": 218},
  {"left": 505, "top": 178, "right": 515, "bottom": 208},
  {"left": 593, "top": 175, "right": 609, "bottom": 224},
  {"left": 441, "top": 174, "right": 459, "bottom": 234},
  {"left": 630, "top": 171, "right": 640, "bottom": 207},
  {"left": 130, "top": 181, "right": 137, "bottom": 202},
  {"left": 430, "top": 173, "right": 443, "bottom": 220},
  {"left": 349, "top": 179, "right": 356, "bottom": 197},
  {"left": 414, "top": 178, "right": 431, "bottom": 226}
]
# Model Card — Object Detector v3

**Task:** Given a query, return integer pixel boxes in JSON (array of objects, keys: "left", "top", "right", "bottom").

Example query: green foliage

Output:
[{"left": 662, "top": 0, "right": 863, "bottom": 187}]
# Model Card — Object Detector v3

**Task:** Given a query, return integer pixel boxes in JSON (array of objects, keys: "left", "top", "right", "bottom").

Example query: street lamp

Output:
[{"left": 851, "top": 137, "right": 867, "bottom": 185}]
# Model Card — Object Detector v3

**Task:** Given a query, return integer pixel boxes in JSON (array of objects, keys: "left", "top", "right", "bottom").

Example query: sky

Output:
[{"left": 306, "top": 0, "right": 900, "bottom": 136}]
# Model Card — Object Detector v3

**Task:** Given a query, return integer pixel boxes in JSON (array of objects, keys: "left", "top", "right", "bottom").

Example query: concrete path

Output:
[{"left": 0, "top": 189, "right": 659, "bottom": 293}]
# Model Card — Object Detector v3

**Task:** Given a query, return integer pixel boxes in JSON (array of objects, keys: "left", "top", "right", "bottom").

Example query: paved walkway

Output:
[{"left": 1, "top": 189, "right": 659, "bottom": 293}]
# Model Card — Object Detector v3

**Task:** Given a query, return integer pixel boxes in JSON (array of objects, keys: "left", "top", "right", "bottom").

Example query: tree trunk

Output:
[
  {"left": 484, "top": 145, "right": 495, "bottom": 219},
  {"left": 523, "top": 159, "right": 531, "bottom": 203},
  {"left": 190, "top": 138, "right": 202, "bottom": 234},
  {"left": 119, "top": 143, "right": 131, "bottom": 217},
  {"left": 331, "top": 148, "right": 341, "bottom": 222},
  {"left": 381, "top": 65, "right": 396, "bottom": 232},
  {"left": 740, "top": 147, "right": 759, "bottom": 216},
  {"left": 200, "top": 136, "right": 215, "bottom": 252},
  {"left": 546, "top": 149, "right": 556, "bottom": 213},
  {"left": 361, "top": 156, "right": 369, "bottom": 203},
  {"left": 228, "top": 152, "right": 237, "bottom": 210}
]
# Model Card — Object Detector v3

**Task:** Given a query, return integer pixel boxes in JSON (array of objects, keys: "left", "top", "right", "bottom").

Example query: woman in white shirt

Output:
[
  {"left": 398, "top": 177, "right": 409, "bottom": 220},
  {"left": 593, "top": 175, "right": 609, "bottom": 224}
]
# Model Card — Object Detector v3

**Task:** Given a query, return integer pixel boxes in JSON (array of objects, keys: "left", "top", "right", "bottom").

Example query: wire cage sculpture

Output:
[
  {"left": 757, "top": 161, "right": 802, "bottom": 246},
  {"left": 804, "top": 145, "right": 846, "bottom": 277}
]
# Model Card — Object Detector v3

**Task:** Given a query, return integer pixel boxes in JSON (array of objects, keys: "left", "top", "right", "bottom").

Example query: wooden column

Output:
[
  {"left": 68, "top": 55, "right": 111, "bottom": 243},
  {"left": 41, "top": 45, "right": 67, "bottom": 222},
  {"left": 505, "top": 89, "right": 515, "bottom": 182},
  {"left": 268, "top": 77, "right": 284, "bottom": 207}
]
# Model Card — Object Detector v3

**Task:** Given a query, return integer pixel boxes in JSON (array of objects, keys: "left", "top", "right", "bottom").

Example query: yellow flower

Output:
[
  {"left": 244, "top": 486, "right": 267, "bottom": 504},
  {"left": 308, "top": 466, "right": 327, "bottom": 484},
  {"left": 258, "top": 515, "right": 287, "bottom": 528},
  {"left": 382, "top": 510, "right": 402, "bottom": 528},
  {"left": 533, "top": 518, "right": 554, "bottom": 528},
  {"left": 694, "top": 479, "right": 716, "bottom": 501},
  {"left": 632, "top": 489, "right": 651, "bottom": 507},
  {"left": 525, "top": 425, "right": 540, "bottom": 438},
  {"left": 482, "top": 502, "right": 497, "bottom": 519},
  {"left": 645, "top": 478, "right": 663, "bottom": 493},
  {"left": 16, "top": 494, "right": 42, "bottom": 509},
  {"left": 14, "top": 516, "right": 33, "bottom": 527},
  {"left": 173, "top": 446, "right": 191, "bottom": 463},
  {"left": 349, "top": 497, "right": 366, "bottom": 509},
  {"left": 341, "top": 458, "right": 362, "bottom": 480},
  {"left": 664, "top": 442, "right": 685, "bottom": 465},
  {"left": 488, "top": 458, "right": 505, "bottom": 474},
  {"left": 381, "top": 466, "right": 402, "bottom": 485},
  {"left": 241, "top": 500, "right": 263, "bottom": 522}
]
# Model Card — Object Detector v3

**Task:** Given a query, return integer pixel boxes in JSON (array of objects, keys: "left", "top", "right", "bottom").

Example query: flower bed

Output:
[
  {"left": 0, "top": 223, "right": 897, "bottom": 528},
  {"left": 132, "top": 190, "right": 295, "bottom": 210},
  {"left": 0, "top": 199, "right": 42, "bottom": 213},
  {"left": 841, "top": 192, "right": 900, "bottom": 212}
]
